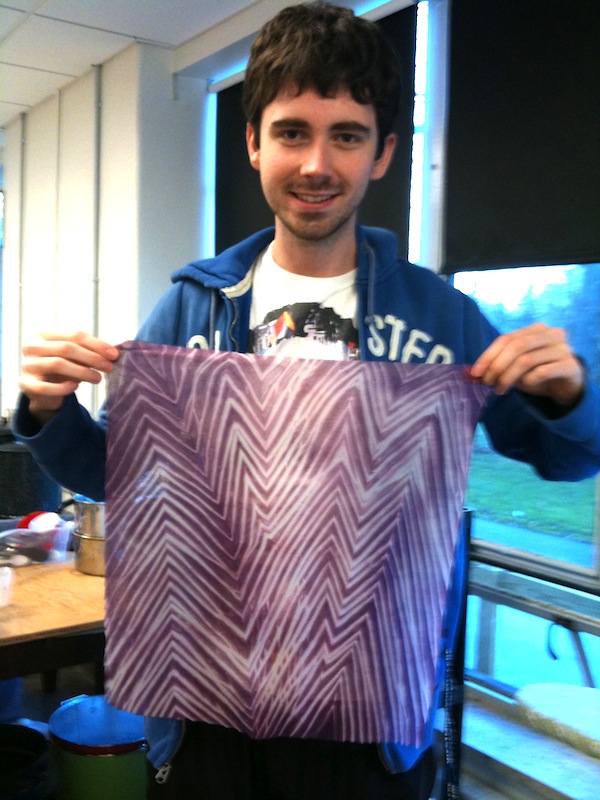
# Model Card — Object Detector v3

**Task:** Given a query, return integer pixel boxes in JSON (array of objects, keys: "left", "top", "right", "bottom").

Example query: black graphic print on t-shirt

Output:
[{"left": 252, "top": 302, "right": 360, "bottom": 360}]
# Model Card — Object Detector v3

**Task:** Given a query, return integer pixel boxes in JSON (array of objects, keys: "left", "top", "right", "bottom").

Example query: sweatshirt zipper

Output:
[
  {"left": 358, "top": 239, "right": 376, "bottom": 359},
  {"left": 228, "top": 294, "right": 240, "bottom": 352},
  {"left": 361, "top": 239, "right": 376, "bottom": 320},
  {"left": 154, "top": 720, "right": 187, "bottom": 785}
]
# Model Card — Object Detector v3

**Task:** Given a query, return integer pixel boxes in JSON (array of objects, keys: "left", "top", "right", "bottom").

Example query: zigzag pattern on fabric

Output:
[{"left": 104, "top": 342, "right": 488, "bottom": 744}]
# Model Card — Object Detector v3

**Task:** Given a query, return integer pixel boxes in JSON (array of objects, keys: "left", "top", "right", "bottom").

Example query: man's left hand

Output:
[{"left": 470, "top": 323, "right": 584, "bottom": 409}]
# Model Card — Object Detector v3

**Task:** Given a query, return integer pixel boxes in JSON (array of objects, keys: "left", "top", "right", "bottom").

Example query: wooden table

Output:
[{"left": 0, "top": 555, "right": 105, "bottom": 682}]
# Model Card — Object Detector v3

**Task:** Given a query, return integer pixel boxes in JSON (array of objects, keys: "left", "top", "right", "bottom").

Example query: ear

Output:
[
  {"left": 370, "top": 133, "right": 397, "bottom": 181},
  {"left": 246, "top": 122, "right": 260, "bottom": 171}
]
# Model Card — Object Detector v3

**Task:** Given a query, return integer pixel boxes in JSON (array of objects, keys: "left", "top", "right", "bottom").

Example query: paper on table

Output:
[{"left": 104, "top": 342, "right": 489, "bottom": 744}]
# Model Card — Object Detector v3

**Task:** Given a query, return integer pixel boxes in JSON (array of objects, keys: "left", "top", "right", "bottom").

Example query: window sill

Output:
[{"left": 459, "top": 687, "right": 600, "bottom": 800}]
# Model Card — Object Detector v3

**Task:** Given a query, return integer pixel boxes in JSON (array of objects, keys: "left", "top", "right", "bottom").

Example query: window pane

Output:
[
  {"left": 468, "top": 429, "right": 596, "bottom": 567},
  {"left": 466, "top": 595, "right": 600, "bottom": 691},
  {"left": 455, "top": 265, "right": 600, "bottom": 569}
]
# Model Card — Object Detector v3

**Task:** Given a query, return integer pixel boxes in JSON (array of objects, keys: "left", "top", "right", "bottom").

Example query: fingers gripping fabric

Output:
[{"left": 104, "top": 342, "right": 488, "bottom": 745}]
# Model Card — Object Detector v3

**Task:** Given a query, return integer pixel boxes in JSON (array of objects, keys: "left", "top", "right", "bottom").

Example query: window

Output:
[
  {"left": 455, "top": 265, "right": 600, "bottom": 695},
  {"left": 455, "top": 265, "right": 600, "bottom": 583},
  {"left": 466, "top": 583, "right": 600, "bottom": 693}
]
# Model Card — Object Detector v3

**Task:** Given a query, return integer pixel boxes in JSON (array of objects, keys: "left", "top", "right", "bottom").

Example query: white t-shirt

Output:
[{"left": 250, "top": 243, "right": 360, "bottom": 361}]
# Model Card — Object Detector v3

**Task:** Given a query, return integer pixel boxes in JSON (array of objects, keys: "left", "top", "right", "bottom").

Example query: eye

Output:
[
  {"left": 333, "top": 131, "right": 368, "bottom": 148},
  {"left": 279, "top": 129, "right": 306, "bottom": 144}
]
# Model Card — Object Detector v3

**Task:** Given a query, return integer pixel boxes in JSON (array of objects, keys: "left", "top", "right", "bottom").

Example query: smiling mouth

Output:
[{"left": 293, "top": 192, "right": 337, "bottom": 204}]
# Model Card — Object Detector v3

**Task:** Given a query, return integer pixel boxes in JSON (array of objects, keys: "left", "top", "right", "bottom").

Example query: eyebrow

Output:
[{"left": 269, "top": 118, "right": 373, "bottom": 136}]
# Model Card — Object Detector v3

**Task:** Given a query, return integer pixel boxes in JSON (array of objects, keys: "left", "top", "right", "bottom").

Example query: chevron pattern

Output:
[{"left": 104, "top": 342, "right": 488, "bottom": 744}]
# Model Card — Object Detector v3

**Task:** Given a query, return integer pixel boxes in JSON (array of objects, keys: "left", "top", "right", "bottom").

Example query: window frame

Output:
[{"left": 470, "top": 530, "right": 600, "bottom": 597}]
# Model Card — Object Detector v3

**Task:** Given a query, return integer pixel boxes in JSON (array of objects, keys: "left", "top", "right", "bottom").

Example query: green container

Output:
[{"left": 49, "top": 695, "right": 147, "bottom": 800}]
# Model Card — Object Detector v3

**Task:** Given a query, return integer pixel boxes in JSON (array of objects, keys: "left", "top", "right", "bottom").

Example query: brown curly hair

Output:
[{"left": 243, "top": 3, "right": 401, "bottom": 156}]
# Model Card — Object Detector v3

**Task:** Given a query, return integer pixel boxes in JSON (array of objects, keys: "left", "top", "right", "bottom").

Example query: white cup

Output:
[{"left": 0, "top": 566, "right": 12, "bottom": 606}]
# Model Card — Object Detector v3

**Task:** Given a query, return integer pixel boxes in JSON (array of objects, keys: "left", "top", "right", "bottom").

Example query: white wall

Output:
[
  {"left": 1, "top": 42, "right": 207, "bottom": 415},
  {"left": 21, "top": 98, "right": 60, "bottom": 338},
  {"left": 56, "top": 70, "right": 97, "bottom": 341},
  {"left": 2, "top": 117, "right": 24, "bottom": 416}
]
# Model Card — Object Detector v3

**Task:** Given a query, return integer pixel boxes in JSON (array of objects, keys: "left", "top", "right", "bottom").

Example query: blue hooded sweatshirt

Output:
[{"left": 14, "top": 226, "right": 600, "bottom": 778}]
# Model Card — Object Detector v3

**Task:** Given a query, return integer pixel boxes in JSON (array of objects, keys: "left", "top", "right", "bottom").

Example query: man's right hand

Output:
[{"left": 19, "top": 332, "right": 120, "bottom": 425}]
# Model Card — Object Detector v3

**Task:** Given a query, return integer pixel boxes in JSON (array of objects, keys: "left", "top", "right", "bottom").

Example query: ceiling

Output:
[{"left": 0, "top": 0, "right": 273, "bottom": 132}]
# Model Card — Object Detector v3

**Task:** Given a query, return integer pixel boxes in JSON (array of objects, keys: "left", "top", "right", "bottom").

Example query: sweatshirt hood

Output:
[
  {"left": 171, "top": 226, "right": 402, "bottom": 290},
  {"left": 171, "top": 228, "right": 276, "bottom": 289}
]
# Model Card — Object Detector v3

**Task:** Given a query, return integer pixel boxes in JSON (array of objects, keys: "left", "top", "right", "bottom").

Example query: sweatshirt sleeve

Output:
[
  {"left": 13, "top": 391, "right": 108, "bottom": 501},
  {"left": 481, "top": 376, "right": 600, "bottom": 481}
]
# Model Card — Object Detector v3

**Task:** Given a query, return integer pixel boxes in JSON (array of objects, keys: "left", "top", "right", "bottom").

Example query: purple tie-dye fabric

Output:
[{"left": 104, "top": 341, "right": 488, "bottom": 744}]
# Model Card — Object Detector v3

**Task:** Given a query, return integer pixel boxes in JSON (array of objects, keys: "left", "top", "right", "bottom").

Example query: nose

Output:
[{"left": 300, "top": 139, "right": 333, "bottom": 179}]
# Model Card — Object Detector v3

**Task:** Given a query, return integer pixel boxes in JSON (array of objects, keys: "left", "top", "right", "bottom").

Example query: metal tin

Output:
[
  {"left": 73, "top": 494, "right": 105, "bottom": 539},
  {"left": 73, "top": 531, "right": 105, "bottom": 576}
]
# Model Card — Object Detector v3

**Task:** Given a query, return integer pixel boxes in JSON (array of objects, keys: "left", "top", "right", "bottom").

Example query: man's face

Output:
[{"left": 246, "top": 87, "right": 396, "bottom": 249}]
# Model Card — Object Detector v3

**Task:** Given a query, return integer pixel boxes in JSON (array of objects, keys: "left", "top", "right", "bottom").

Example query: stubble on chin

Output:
[{"left": 272, "top": 201, "right": 357, "bottom": 244}]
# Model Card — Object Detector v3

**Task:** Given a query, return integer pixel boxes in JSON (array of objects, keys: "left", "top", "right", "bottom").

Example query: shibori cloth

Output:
[{"left": 104, "top": 341, "right": 489, "bottom": 745}]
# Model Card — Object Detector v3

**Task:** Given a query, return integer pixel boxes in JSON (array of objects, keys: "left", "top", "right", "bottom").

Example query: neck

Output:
[{"left": 271, "top": 224, "right": 358, "bottom": 278}]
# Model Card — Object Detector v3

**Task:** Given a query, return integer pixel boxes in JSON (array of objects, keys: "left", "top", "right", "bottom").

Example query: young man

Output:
[{"left": 15, "top": 4, "right": 600, "bottom": 799}]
